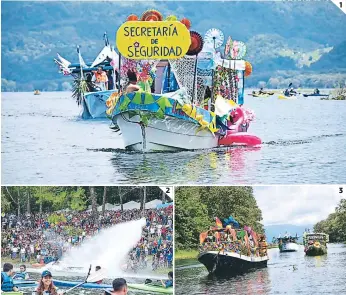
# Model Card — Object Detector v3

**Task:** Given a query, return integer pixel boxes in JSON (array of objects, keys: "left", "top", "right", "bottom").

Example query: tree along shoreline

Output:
[
  {"left": 314, "top": 199, "right": 346, "bottom": 243},
  {"left": 175, "top": 187, "right": 264, "bottom": 251}
]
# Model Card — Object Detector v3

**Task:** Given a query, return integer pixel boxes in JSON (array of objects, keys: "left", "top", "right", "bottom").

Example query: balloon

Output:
[
  {"left": 245, "top": 61, "right": 252, "bottom": 77},
  {"left": 181, "top": 18, "right": 191, "bottom": 29},
  {"left": 127, "top": 14, "right": 138, "bottom": 21}
]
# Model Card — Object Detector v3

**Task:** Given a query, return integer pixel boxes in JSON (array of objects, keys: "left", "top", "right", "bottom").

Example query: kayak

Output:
[
  {"left": 128, "top": 283, "right": 173, "bottom": 294},
  {"left": 53, "top": 279, "right": 112, "bottom": 289},
  {"left": 278, "top": 94, "right": 297, "bottom": 100},
  {"left": 250, "top": 92, "right": 274, "bottom": 97},
  {"left": 13, "top": 279, "right": 38, "bottom": 288},
  {"left": 302, "top": 93, "right": 328, "bottom": 97}
]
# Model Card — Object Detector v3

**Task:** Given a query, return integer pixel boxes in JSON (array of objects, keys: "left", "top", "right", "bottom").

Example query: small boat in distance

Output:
[
  {"left": 34, "top": 90, "right": 41, "bottom": 95},
  {"left": 303, "top": 232, "right": 328, "bottom": 256},
  {"left": 276, "top": 234, "right": 299, "bottom": 252},
  {"left": 198, "top": 217, "right": 269, "bottom": 275}
]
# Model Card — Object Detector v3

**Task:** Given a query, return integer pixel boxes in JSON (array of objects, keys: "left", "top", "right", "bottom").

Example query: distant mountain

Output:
[
  {"left": 309, "top": 40, "right": 346, "bottom": 71},
  {"left": 264, "top": 224, "right": 313, "bottom": 243},
  {"left": 1, "top": 1, "right": 346, "bottom": 91}
]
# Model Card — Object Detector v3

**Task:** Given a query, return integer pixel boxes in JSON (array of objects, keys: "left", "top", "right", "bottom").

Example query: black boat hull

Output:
[{"left": 198, "top": 251, "right": 268, "bottom": 275}]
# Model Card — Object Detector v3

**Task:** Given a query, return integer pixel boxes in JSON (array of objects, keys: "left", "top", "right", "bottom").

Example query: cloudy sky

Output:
[{"left": 254, "top": 186, "right": 345, "bottom": 226}]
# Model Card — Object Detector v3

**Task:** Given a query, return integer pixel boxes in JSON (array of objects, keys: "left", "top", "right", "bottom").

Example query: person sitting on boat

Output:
[
  {"left": 259, "top": 88, "right": 265, "bottom": 95},
  {"left": 161, "top": 271, "right": 173, "bottom": 288},
  {"left": 125, "top": 70, "right": 141, "bottom": 93},
  {"left": 94, "top": 265, "right": 103, "bottom": 284},
  {"left": 13, "top": 264, "right": 30, "bottom": 280},
  {"left": 1, "top": 263, "right": 19, "bottom": 292},
  {"left": 36, "top": 270, "right": 61, "bottom": 295},
  {"left": 104, "top": 278, "right": 128, "bottom": 295},
  {"left": 92, "top": 66, "right": 108, "bottom": 91},
  {"left": 314, "top": 88, "right": 320, "bottom": 94},
  {"left": 284, "top": 89, "right": 290, "bottom": 96}
]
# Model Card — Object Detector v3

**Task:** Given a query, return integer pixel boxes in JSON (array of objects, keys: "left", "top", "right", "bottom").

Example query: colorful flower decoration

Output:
[
  {"left": 204, "top": 28, "right": 224, "bottom": 49},
  {"left": 181, "top": 18, "right": 191, "bottom": 30},
  {"left": 231, "top": 41, "right": 247, "bottom": 60},
  {"left": 141, "top": 9, "right": 163, "bottom": 21},
  {"left": 225, "top": 36, "right": 232, "bottom": 57},
  {"left": 187, "top": 31, "right": 204, "bottom": 56},
  {"left": 127, "top": 14, "right": 138, "bottom": 21},
  {"left": 245, "top": 61, "right": 252, "bottom": 77},
  {"left": 166, "top": 15, "right": 178, "bottom": 21}
]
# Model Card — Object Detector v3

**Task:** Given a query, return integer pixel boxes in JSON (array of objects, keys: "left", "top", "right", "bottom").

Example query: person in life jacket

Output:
[
  {"left": 161, "top": 271, "right": 173, "bottom": 288},
  {"left": 13, "top": 264, "right": 30, "bottom": 280},
  {"left": 36, "top": 270, "right": 60, "bottom": 295},
  {"left": 1, "top": 263, "right": 19, "bottom": 292},
  {"left": 92, "top": 66, "right": 108, "bottom": 91}
]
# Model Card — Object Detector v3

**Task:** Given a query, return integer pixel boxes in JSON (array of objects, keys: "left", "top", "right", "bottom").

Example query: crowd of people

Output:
[{"left": 1, "top": 204, "right": 173, "bottom": 272}]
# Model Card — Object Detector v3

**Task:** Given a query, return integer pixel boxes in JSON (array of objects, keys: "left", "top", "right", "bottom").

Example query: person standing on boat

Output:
[
  {"left": 125, "top": 70, "right": 140, "bottom": 93},
  {"left": 1, "top": 263, "right": 19, "bottom": 292},
  {"left": 104, "top": 278, "right": 128, "bottom": 295},
  {"left": 92, "top": 66, "right": 108, "bottom": 91}
]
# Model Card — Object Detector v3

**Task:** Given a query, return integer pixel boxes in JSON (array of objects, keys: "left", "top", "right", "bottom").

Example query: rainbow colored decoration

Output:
[{"left": 110, "top": 92, "right": 218, "bottom": 134}]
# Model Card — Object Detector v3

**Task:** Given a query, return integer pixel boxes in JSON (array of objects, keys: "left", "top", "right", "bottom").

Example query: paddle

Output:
[{"left": 61, "top": 265, "right": 106, "bottom": 294}]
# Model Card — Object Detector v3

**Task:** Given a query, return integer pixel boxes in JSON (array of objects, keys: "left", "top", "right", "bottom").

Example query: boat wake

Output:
[{"left": 264, "top": 133, "right": 344, "bottom": 146}]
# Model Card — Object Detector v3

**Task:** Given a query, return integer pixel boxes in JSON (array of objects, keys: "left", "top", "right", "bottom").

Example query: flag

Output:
[
  {"left": 57, "top": 53, "right": 71, "bottom": 68},
  {"left": 77, "top": 46, "right": 87, "bottom": 68},
  {"left": 215, "top": 217, "right": 223, "bottom": 228}
]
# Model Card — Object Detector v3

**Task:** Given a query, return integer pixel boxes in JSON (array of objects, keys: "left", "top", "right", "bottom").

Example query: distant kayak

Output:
[
  {"left": 250, "top": 92, "right": 274, "bottom": 97},
  {"left": 302, "top": 93, "right": 328, "bottom": 97},
  {"left": 278, "top": 94, "right": 297, "bottom": 100}
]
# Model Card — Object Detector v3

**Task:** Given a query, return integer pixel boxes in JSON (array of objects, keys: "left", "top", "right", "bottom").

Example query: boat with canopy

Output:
[
  {"left": 303, "top": 232, "right": 329, "bottom": 256},
  {"left": 198, "top": 216, "right": 269, "bottom": 275}
]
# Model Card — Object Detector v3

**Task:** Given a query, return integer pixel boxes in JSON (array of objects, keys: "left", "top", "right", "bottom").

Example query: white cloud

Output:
[{"left": 254, "top": 186, "right": 344, "bottom": 226}]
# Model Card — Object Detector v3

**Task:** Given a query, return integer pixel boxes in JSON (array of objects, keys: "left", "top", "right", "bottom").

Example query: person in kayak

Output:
[
  {"left": 314, "top": 88, "right": 320, "bottom": 94},
  {"left": 1, "top": 263, "right": 19, "bottom": 292},
  {"left": 161, "top": 271, "right": 173, "bottom": 288},
  {"left": 13, "top": 264, "right": 30, "bottom": 280},
  {"left": 284, "top": 89, "right": 290, "bottom": 96},
  {"left": 289, "top": 87, "right": 297, "bottom": 96},
  {"left": 36, "top": 270, "right": 60, "bottom": 295},
  {"left": 258, "top": 88, "right": 265, "bottom": 95},
  {"left": 104, "top": 278, "right": 128, "bottom": 295}
]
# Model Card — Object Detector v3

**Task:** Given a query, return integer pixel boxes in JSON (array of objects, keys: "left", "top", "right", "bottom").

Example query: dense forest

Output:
[
  {"left": 175, "top": 186, "right": 263, "bottom": 250},
  {"left": 314, "top": 199, "right": 346, "bottom": 243},
  {"left": 1, "top": 186, "right": 170, "bottom": 216}
]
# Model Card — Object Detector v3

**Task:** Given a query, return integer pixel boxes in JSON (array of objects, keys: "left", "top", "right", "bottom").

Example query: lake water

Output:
[
  {"left": 175, "top": 244, "right": 346, "bottom": 295},
  {"left": 2, "top": 91, "right": 345, "bottom": 184}
]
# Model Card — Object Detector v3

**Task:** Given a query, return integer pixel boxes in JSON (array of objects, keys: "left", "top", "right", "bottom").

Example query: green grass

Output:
[{"left": 175, "top": 250, "right": 199, "bottom": 260}]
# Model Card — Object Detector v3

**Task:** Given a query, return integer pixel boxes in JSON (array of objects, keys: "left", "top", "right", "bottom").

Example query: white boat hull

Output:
[
  {"left": 280, "top": 242, "right": 299, "bottom": 252},
  {"left": 115, "top": 112, "right": 219, "bottom": 152}
]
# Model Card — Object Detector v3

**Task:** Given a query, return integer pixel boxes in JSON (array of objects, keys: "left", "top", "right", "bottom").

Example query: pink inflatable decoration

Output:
[{"left": 218, "top": 107, "right": 262, "bottom": 146}]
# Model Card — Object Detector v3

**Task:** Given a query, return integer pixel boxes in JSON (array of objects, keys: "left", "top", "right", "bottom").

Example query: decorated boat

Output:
[
  {"left": 54, "top": 33, "right": 120, "bottom": 119},
  {"left": 198, "top": 217, "right": 269, "bottom": 275},
  {"left": 104, "top": 10, "right": 261, "bottom": 151},
  {"left": 275, "top": 234, "right": 299, "bottom": 252},
  {"left": 303, "top": 232, "right": 328, "bottom": 256}
]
